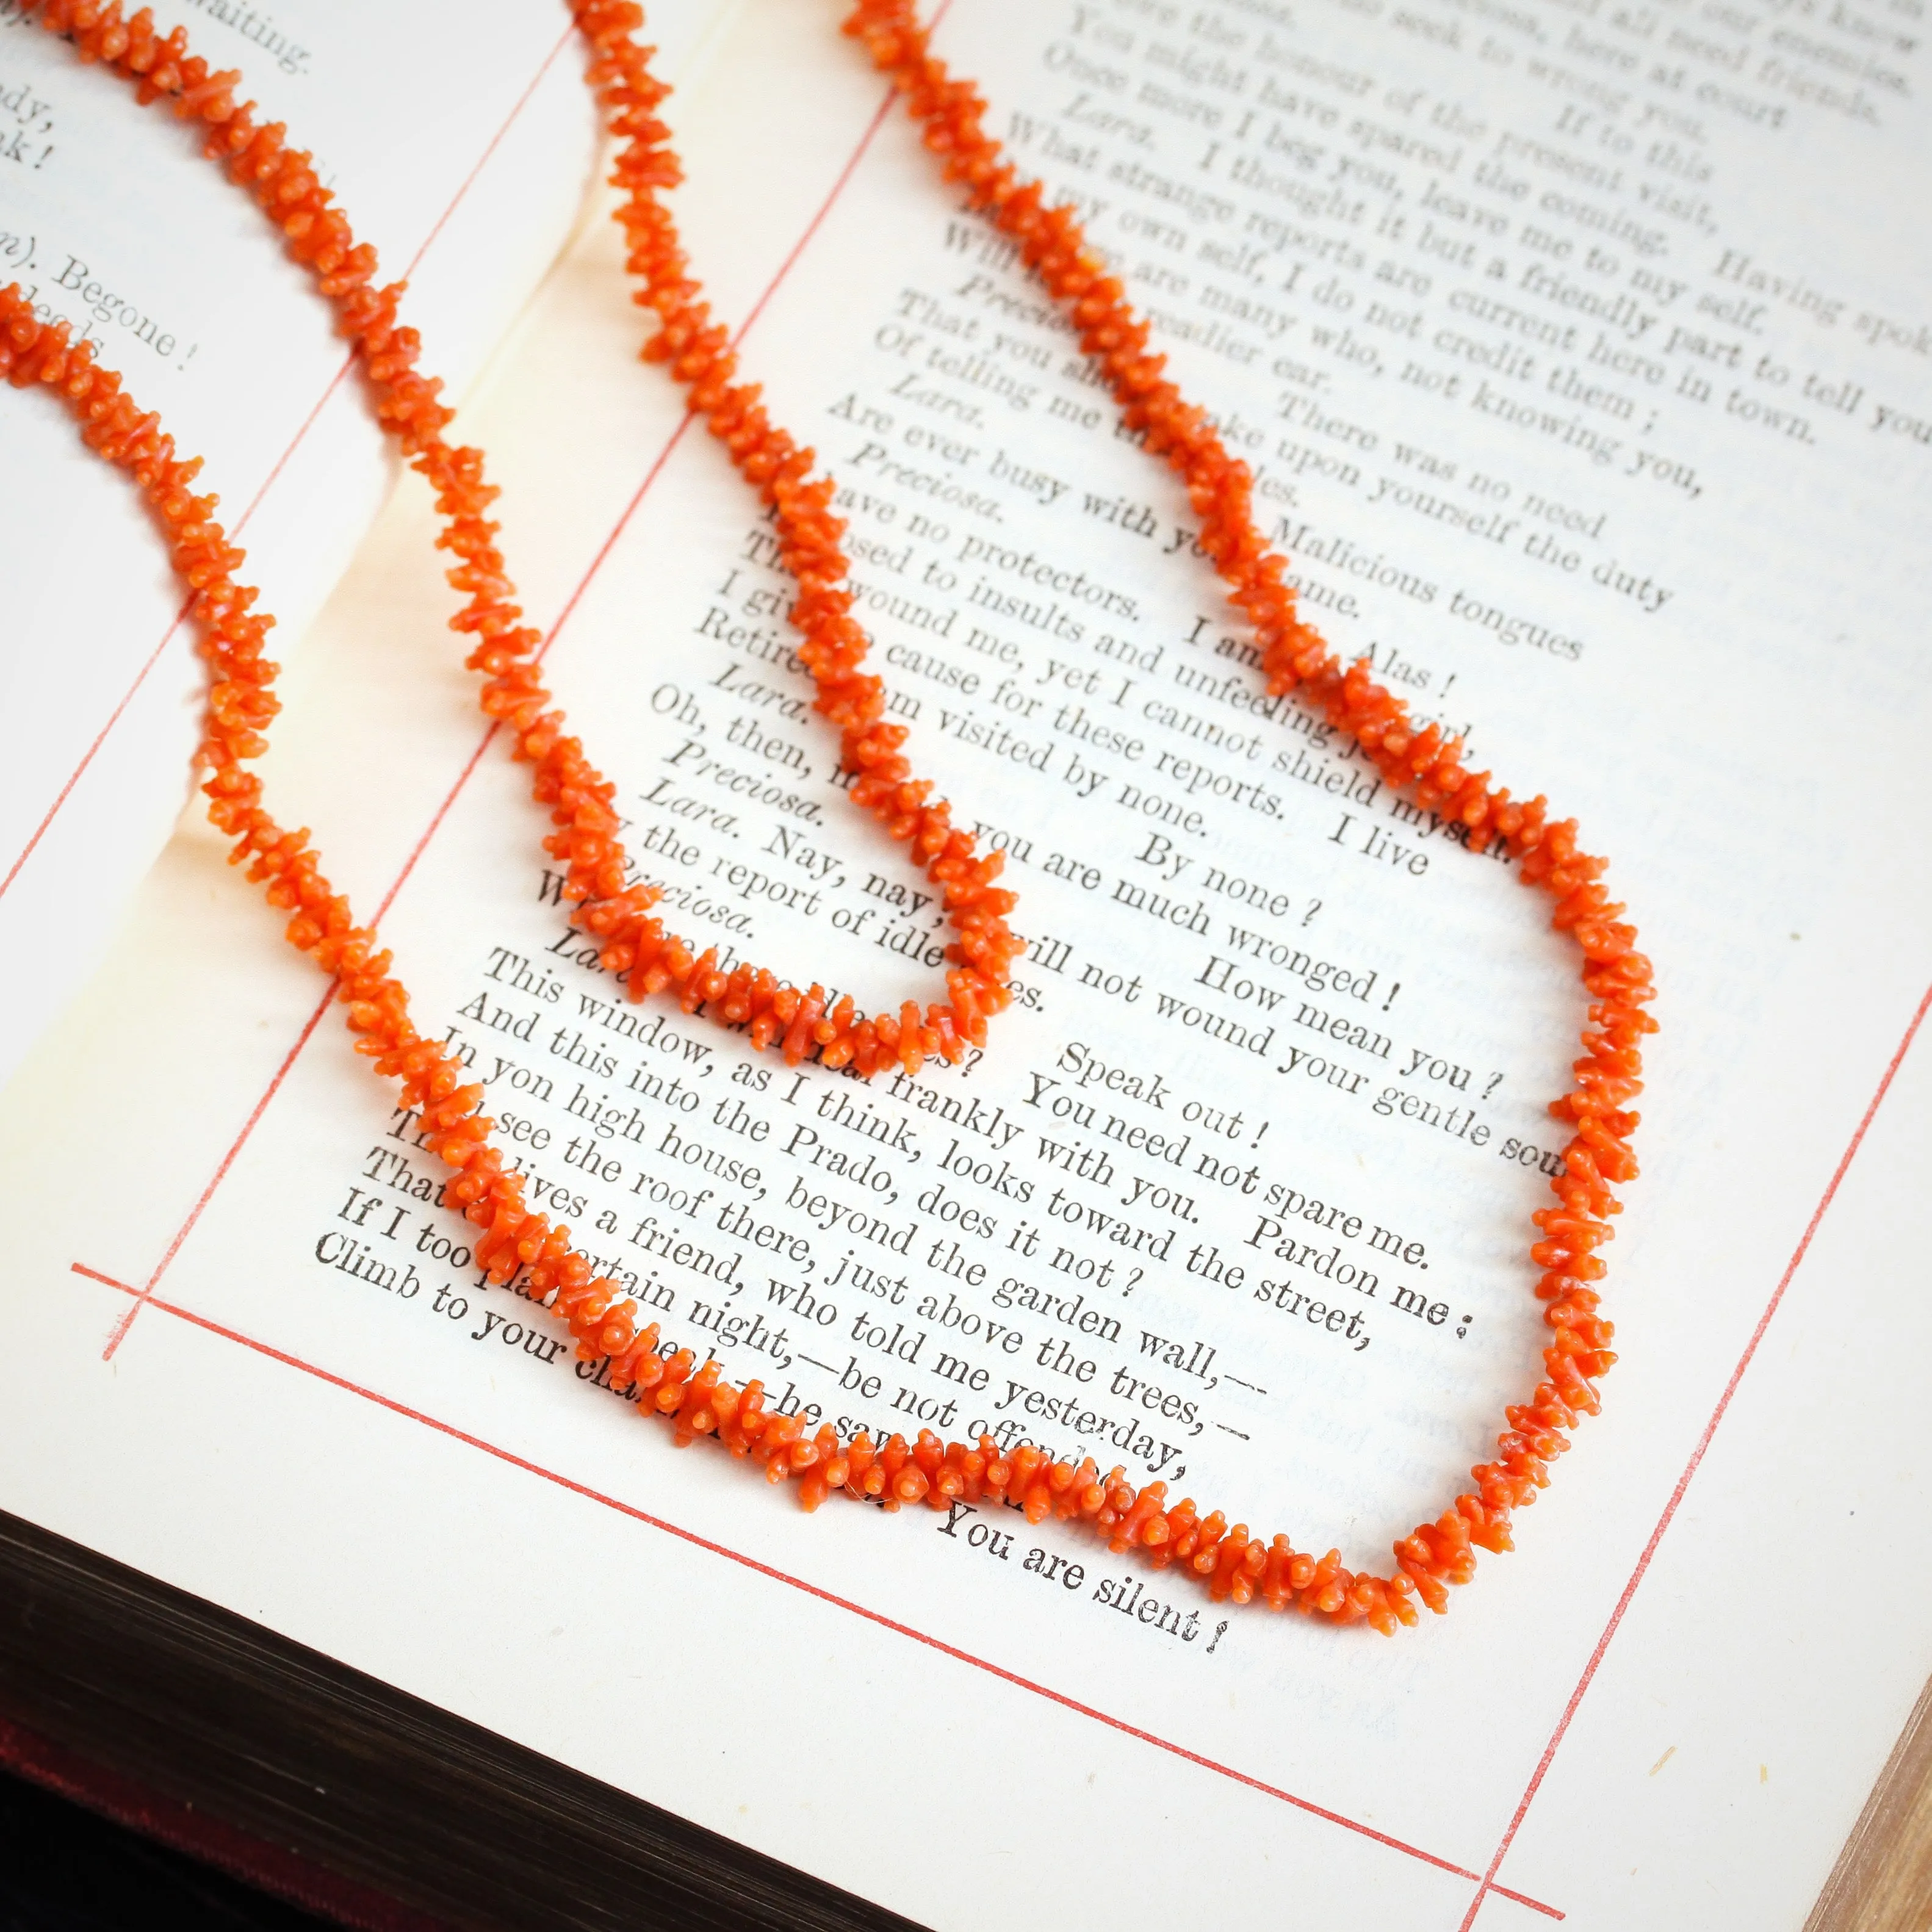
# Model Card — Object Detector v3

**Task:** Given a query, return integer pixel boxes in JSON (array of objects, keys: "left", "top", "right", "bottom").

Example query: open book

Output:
[{"left": 4, "top": 0, "right": 1930, "bottom": 1925}]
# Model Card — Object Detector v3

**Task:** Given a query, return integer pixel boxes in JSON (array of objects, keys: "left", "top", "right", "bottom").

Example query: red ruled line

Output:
[
  {"left": 397, "top": 26, "right": 580, "bottom": 285},
  {"left": 98, "top": 989, "right": 336, "bottom": 1361},
  {"left": 67, "top": 1258, "right": 1559, "bottom": 1920},
  {"left": 0, "top": 23, "right": 577, "bottom": 909},
  {"left": 1457, "top": 979, "right": 1932, "bottom": 1930}
]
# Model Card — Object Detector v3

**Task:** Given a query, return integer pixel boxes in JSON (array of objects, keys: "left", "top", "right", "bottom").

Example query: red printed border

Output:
[
  {"left": 1454, "top": 980, "right": 1932, "bottom": 1927},
  {"left": 69, "top": 1257, "right": 1562, "bottom": 1922},
  {"left": 75, "top": 968, "right": 1931, "bottom": 1927}
]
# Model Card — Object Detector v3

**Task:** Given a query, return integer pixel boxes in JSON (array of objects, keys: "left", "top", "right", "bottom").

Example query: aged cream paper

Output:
[{"left": 3, "top": 1, "right": 1929, "bottom": 1924}]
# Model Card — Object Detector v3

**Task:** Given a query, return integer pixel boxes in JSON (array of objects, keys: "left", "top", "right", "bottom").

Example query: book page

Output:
[
  {"left": 0, "top": 0, "right": 729, "bottom": 1088},
  {"left": 4, "top": 1, "right": 1931, "bottom": 1927}
]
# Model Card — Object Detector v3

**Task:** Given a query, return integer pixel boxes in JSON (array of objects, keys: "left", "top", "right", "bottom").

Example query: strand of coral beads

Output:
[{"left": 10, "top": 0, "right": 1653, "bottom": 1635}]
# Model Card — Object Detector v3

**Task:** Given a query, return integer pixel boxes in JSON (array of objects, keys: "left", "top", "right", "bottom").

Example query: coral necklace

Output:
[{"left": 10, "top": 0, "right": 1652, "bottom": 1634}]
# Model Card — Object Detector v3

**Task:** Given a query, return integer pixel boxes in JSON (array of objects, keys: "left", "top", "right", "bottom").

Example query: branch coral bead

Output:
[{"left": 20, "top": 0, "right": 1651, "bottom": 1637}]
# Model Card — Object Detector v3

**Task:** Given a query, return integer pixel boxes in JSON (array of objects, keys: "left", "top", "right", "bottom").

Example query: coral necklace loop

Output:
[{"left": 8, "top": 0, "right": 1652, "bottom": 1634}]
